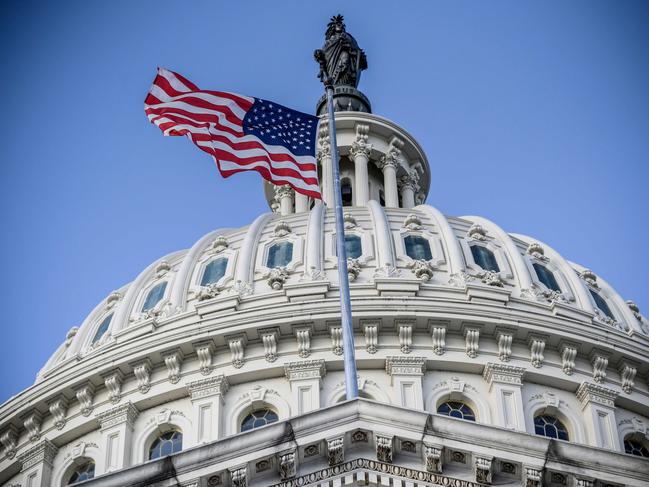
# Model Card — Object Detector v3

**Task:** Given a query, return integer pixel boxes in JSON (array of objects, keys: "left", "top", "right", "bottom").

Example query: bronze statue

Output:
[{"left": 315, "top": 15, "right": 367, "bottom": 88}]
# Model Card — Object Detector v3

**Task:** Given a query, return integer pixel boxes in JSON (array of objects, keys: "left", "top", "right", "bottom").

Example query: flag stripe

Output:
[{"left": 144, "top": 68, "right": 321, "bottom": 199}]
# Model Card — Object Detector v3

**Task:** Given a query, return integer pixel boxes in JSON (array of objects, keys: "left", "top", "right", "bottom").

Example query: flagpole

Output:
[{"left": 324, "top": 85, "right": 359, "bottom": 400}]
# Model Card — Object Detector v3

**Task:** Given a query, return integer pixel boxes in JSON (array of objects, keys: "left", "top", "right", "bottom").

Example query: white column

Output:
[
  {"left": 398, "top": 171, "right": 419, "bottom": 209},
  {"left": 385, "top": 356, "right": 426, "bottom": 410},
  {"left": 274, "top": 185, "right": 294, "bottom": 216},
  {"left": 378, "top": 137, "right": 403, "bottom": 208},
  {"left": 284, "top": 359, "right": 325, "bottom": 414},
  {"left": 317, "top": 123, "right": 334, "bottom": 206},
  {"left": 187, "top": 375, "right": 229, "bottom": 443},
  {"left": 576, "top": 382, "right": 620, "bottom": 450},
  {"left": 482, "top": 363, "right": 526, "bottom": 432},
  {"left": 350, "top": 124, "right": 371, "bottom": 206},
  {"left": 295, "top": 192, "right": 309, "bottom": 213},
  {"left": 18, "top": 440, "right": 57, "bottom": 487},
  {"left": 95, "top": 402, "right": 139, "bottom": 473}
]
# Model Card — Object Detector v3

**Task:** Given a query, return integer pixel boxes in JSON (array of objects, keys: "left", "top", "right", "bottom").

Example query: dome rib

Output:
[
  {"left": 416, "top": 205, "right": 466, "bottom": 277},
  {"left": 235, "top": 212, "right": 272, "bottom": 286},
  {"left": 367, "top": 200, "right": 395, "bottom": 269}
]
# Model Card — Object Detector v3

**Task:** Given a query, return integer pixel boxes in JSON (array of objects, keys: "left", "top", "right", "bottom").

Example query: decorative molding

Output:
[
  {"left": 349, "top": 123, "right": 372, "bottom": 159},
  {"left": 467, "top": 224, "right": 487, "bottom": 241},
  {"left": 326, "top": 436, "right": 344, "bottom": 466},
  {"left": 210, "top": 235, "right": 229, "bottom": 254},
  {"left": 273, "top": 220, "right": 292, "bottom": 237},
  {"left": 284, "top": 359, "right": 326, "bottom": 382},
  {"left": 526, "top": 242, "right": 548, "bottom": 262},
  {"left": 364, "top": 323, "right": 378, "bottom": 354},
  {"left": 385, "top": 356, "right": 426, "bottom": 376},
  {"left": 465, "top": 328, "right": 479, "bottom": 358},
  {"left": 408, "top": 259, "right": 434, "bottom": 282},
  {"left": 431, "top": 325, "right": 446, "bottom": 356},
  {"left": 278, "top": 448, "right": 297, "bottom": 480},
  {"left": 523, "top": 466, "right": 543, "bottom": 487},
  {"left": 576, "top": 382, "right": 618, "bottom": 409},
  {"left": 528, "top": 335, "right": 547, "bottom": 368},
  {"left": 329, "top": 325, "right": 343, "bottom": 355},
  {"left": 347, "top": 258, "right": 361, "bottom": 282},
  {"left": 423, "top": 443, "right": 443, "bottom": 473},
  {"left": 193, "top": 340, "right": 215, "bottom": 376},
  {"left": 266, "top": 266, "right": 289, "bottom": 290},
  {"left": 131, "top": 358, "right": 153, "bottom": 394},
  {"left": 626, "top": 300, "right": 642, "bottom": 321},
  {"left": 618, "top": 362, "right": 637, "bottom": 394},
  {"left": 22, "top": 411, "right": 42, "bottom": 443},
  {"left": 227, "top": 334, "right": 247, "bottom": 369},
  {"left": 377, "top": 136, "right": 403, "bottom": 171},
  {"left": 259, "top": 327, "right": 279, "bottom": 362},
  {"left": 482, "top": 363, "right": 525, "bottom": 387},
  {"left": 196, "top": 283, "right": 222, "bottom": 302},
  {"left": 403, "top": 213, "right": 423, "bottom": 230},
  {"left": 187, "top": 375, "right": 229, "bottom": 401},
  {"left": 474, "top": 455, "right": 493, "bottom": 484},
  {"left": 579, "top": 269, "right": 598, "bottom": 288},
  {"left": 101, "top": 369, "right": 125, "bottom": 404},
  {"left": 590, "top": 351, "right": 609, "bottom": 384},
  {"left": 161, "top": 349, "right": 184, "bottom": 384},
  {"left": 575, "top": 476, "right": 596, "bottom": 487},
  {"left": 229, "top": 465, "right": 248, "bottom": 487},
  {"left": 47, "top": 395, "right": 69, "bottom": 430},
  {"left": 397, "top": 322, "right": 413, "bottom": 354},
  {"left": 294, "top": 326, "right": 312, "bottom": 358},
  {"left": 375, "top": 433, "right": 394, "bottom": 463},
  {"left": 476, "top": 269, "right": 503, "bottom": 287},
  {"left": 0, "top": 425, "right": 19, "bottom": 459},
  {"left": 343, "top": 212, "right": 357, "bottom": 229},
  {"left": 559, "top": 342, "right": 578, "bottom": 376},
  {"left": 495, "top": 329, "right": 513, "bottom": 362},
  {"left": 17, "top": 439, "right": 57, "bottom": 472},
  {"left": 95, "top": 402, "right": 139, "bottom": 430},
  {"left": 74, "top": 382, "right": 95, "bottom": 417}
]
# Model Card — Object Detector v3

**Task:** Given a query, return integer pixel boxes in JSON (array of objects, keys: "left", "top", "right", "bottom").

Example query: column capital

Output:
[
  {"left": 482, "top": 363, "right": 526, "bottom": 386},
  {"left": 17, "top": 439, "right": 58, "bottom": 472},
  {"left": 95, "top": 401, "right": 139, "bottom": 430},
  {"left": 187, "top": 375, "right": 230, "bottom": 401},
  {"left": 398, "top": 171, "right": 420, "bottom": 192},
  {"left": 284, "top": 359, "right": 326, "bottom": 381},
  {"left": 274, "top": 184, "right": 293, "bottom": 200},
  {"left": 385, "top": 356, "right": 426, "bottom": 376},
  {"left": 350, "top": 139, "right": 372, "bottom": 159},
  {"left": 576, "top": 382, "right": 618, "bottom": 409}
]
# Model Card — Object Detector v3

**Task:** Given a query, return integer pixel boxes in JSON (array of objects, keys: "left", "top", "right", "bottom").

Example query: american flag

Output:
[{"left": 144, "top": 68, "right": 321, "bottom": 199}]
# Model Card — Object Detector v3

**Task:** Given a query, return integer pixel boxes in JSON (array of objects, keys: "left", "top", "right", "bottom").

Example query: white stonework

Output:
[{"left": 1, "top": 109, "right": 648, "bottom": 487}]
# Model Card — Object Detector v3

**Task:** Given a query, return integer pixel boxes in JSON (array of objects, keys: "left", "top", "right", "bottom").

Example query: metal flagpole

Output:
[{"left": 323, "top": 84, "right": 359, "bottom": 400}]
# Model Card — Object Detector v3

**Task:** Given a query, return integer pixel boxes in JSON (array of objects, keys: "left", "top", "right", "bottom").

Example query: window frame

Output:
[
  {"left": 240, "top": 408, "right": 280, "bottom": 432},
  {"left": 257, "top": 230, "right": 304, "bottom": 275},
  {"left": 140, "top": 280, "right": 169, "bottom": 313},
  {"left": 533, "top": 414, "right": 570, "bottom": 441},
  {"left": 459, "top": 237, "right": 513, "bottom": 281},
  {"left": 147, "top": 429, "right": 183, "bottom": 460}
]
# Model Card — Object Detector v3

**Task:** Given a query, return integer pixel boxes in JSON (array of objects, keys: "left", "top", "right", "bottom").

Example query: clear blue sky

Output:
[{"left": 1, "top": 1, "right": 647, "bottom": 402}]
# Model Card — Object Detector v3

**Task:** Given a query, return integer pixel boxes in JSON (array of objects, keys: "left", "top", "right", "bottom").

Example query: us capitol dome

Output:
[{"left": 1, "top": 16, "right": 648, "bottom": 487}]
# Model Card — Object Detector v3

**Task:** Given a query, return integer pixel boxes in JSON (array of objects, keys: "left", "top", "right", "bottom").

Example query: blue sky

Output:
[{"left": 1, "top": 1, "right": 647, "bottom": 401}]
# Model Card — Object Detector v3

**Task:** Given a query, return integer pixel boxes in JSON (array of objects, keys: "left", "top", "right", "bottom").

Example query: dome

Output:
[{"left": 38, "top": 202, "right": 648, "bottom": 377}]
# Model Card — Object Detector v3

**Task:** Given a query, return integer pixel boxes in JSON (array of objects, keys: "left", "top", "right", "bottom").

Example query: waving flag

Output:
[{"left": 145, "top": 68, "right": 321, "bottom": 199}]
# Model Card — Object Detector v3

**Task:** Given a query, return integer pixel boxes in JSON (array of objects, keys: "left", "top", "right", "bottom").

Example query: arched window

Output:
[
  {"left": 533, "top": 263, "right": 561, "bottom": 292},
  {"left": 266, "top": 241, "right": 293, "bottom": 268},
  {"left": 341, "top": 179, "right": 353, "bottom": 207},
  {"left": 148, "top": 430, "right": 183, "bottom": 460},
  {"left": 67, "top": 461, "right": 95, "bottom": 485},
  {"left": 470, "top": 245, "right": 500, "bottom": 272},
  {"left": 142, "top": 282, "right": 167, "bottom": 312},
  {"left": 404, "top": 235, "right": 432, "bottom": 261},
  {"left": 437, "top": 401, "right": 476, "bottom": 421},
  {"left": 91, "top": 314, "right": 112, "bottom": 344},
  {"left": 344, "top": 234, "right": 362, "bottom": 259},
  {"left": 590, "top": 289, "right": 615, "bottom": 320},
  {"left": 201, "top": 258, "right": 228, "bottom": 286},
  {"left": 241, "top": 409, "right": 278, "bottom": 432},
  {"left": 534, "top": 415, "right": 569, "bottom": 441},
  {"left": 624, "top": 436, "right": 649, "bottom": 458}
]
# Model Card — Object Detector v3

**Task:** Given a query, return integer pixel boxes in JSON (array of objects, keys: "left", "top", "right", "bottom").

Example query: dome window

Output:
[
  {"left": 470, "top": 245, "right": 500, "bottom": 272},
  {"left": 533, "top": 263, "right": 561, "bottom": 292},
  {"left": 404, "top": 235, "right": 432, "bottom": 261},
  {"left": 534, "top": 415, "right": 569, "bottom": 440},
  {"left": 67, "top": 461, "right": 95, "bottom": 485},
  {"left": 344, "top": 234, "right": 362, "bottom": 259},
  {"left": 590, "top": 289, "right": 615, "bottom": 320},
  {"left": 624, "top": 436, "right": 649, "bottom": 458},
  {"left": 341, "top": 178, "right": 353, "bottom": 207},
  {"left": 141, "top": 282, "right": 167, "bottom": 312},
  {"left": 437, "top": 401, "right": 475, "bottom": 422},
  {"left": 91, "top": 314, "right": 113, "bottom": 344},
  {"left": 266, "top": 241, "right": 293, "bottom": 268},
  {"left": 201, "top": 258, "right": 228, "bottom": 286},
  {"left": 241, "top": 408, "right": 279, "bottom": 432},
  {"left": 149, "top": 430, "right": 183, "bottom": 460}
]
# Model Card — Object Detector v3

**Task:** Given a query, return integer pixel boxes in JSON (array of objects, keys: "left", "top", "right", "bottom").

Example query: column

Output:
[
  {"left": 576, "top": 382, "right": 620, "bottom": 450},
  {"left": 385, "top": 356, "right": 426, "bottom": 410},
  {"left": 187, "top": 375, "right": 229, "bottom": 443},
  {"left": 378, "top": 137, "right": 403, "bottom": 208},
  {"left": 95, "top": 402, "right": 139, "bottom": 473},
  {"left": 274, "top": 185, "right": 294, "bottom": 216},
  {"left": 284, "top": 359, "right": 326, "bottom": 414},
  {"left": 317, "top": 123, "right": 334, "bottom": 206},
  {"left": 398, "top": 171, "right": 419, "bottom": 209},
  {"left": 18, "top": 440, "right": 57, "bottom": 487},
  {"left": 482, "top": 363, "right": 526, "bottom": 431},
  {"left": 350, "top": 124, "right": 371, "bottom": 206},
  {"left": 295, "top": 192, "right": 309, "bottom": 213}
]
